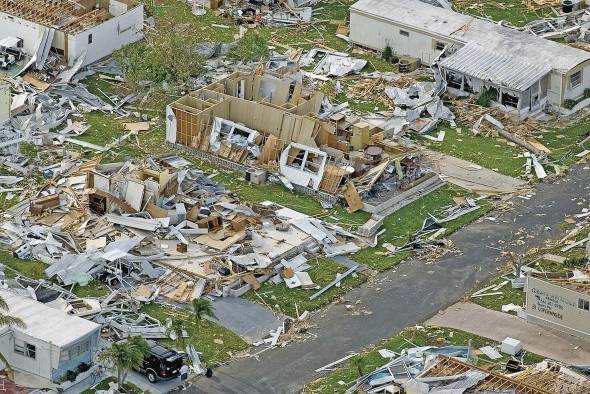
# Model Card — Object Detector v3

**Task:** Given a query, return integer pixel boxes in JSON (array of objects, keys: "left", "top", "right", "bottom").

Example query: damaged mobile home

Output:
[
  {"left": 0, "top": 0, "right": 144, "bottom": 70},
  {"left": 349, "top": 0, "right": 590, "bottom": 116},
  {"left": 166, "top": 71, "right": 441, "bottom": 213}
]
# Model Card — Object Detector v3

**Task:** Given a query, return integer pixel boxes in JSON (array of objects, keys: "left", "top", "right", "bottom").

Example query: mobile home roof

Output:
[
  {"left": 351, "top": 0, "right": 590, "bottom": 71},
  {"left": 0, "top": 290, "right": 100, "bottom": 347}
]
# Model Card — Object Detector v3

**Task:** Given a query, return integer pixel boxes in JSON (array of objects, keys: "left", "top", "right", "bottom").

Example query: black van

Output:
[{"left": 137, "top": 344, "right": 183, "bottom": 383}]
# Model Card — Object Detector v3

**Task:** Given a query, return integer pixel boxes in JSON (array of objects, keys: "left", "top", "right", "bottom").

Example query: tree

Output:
[
  {"left": 0, "top": 295, "right": 25, "bottom": 380},
  {"left": 98, "top": 336, "right": 150, "bottom": 390},
  {"left": 114, "top": 17, "right": 205, "bottom": 86},
  {"left": 191, "top": 298, "right": 216, "bottom": 325},
  {"left": 167, "top": 319, "right": 187, "bottom": 348}
]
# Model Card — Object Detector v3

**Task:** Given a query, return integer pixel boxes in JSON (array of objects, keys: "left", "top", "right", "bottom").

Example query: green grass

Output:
[
  {"left": 420, "top": 125, "right": 525, "bottom": 177},
  {"left": 72, "top": 280, "right": 111, "bottom": 298},
  {"left": 80, "top": 376, "right": 145, "bottom": 394},
  {"left": 454, "top": 0, "right": 553, "bottom": 27},
  {"left": 536, "top": 117, "right": 590, "bottom": 169},
  {"left": 140, "top": 303, "right": 249, "bottom": 367},
  {"left": 243, "top": 257, "right": 366, "bottom": 317},
  {"left": 305, "top": 326, "right": 545, "bottom": 393},
  {"left": 352, "top": 185, "right": 494, "bottom": 271},
  {"left": 0, "top": 250, "right": 47, "bottom": 280}
]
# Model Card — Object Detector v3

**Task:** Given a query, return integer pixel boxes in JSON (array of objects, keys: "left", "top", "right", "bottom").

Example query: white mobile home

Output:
[
  {"left": 526, "top": 272, "right": 590, "bottom": 341},
  {"left": 350, "top": 0, "right": 590, "bottom": 115},
  {"left": 0, "top": 290, "right": 100, "bottom": 382},
  {"left": 0, "top": 0, "right": 144, "bottom": 67}
]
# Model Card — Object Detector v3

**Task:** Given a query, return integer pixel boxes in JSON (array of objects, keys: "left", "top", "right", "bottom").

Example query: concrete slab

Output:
[
  {"left": 424, "top": 150, "right": 528, "bottom": 195},
  {"left": 209, "top": 297, "right": 285, "bottom": 343},
  {"left": 426, "top": 302, "right": 590, "bottom": 365}
]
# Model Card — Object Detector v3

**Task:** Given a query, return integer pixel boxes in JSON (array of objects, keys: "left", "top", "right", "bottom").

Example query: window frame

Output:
[
  {"left": 14, "top": 341, "right": 36, "bottom": 359},
  {"left": 570, "top": 71, "right": 582, "bottom": 89},
  {"left": 578, "top": 298, "right": 589, "bottom": 311},
  {"left": 399, "top": 29, "right": 410, "bottom": 37}
]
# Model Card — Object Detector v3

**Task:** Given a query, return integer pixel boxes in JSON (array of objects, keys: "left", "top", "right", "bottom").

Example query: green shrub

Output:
[
  {"left": 563, "top": 99, "right": 577, "bottom": 110},
  {"left": 563, "top": 256, "right": 588, "bottom": 268},
  {"left": 476, "top": 89, "right": 495, "bottom": 107},
  {"left": 382, "top": 45, "right": 393, "bottom": 62}
]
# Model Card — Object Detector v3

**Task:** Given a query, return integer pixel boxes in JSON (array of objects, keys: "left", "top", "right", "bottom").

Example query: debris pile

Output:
[
  {"left": 0, "top": 155, "right": 367, "bottom": 314},
  {"left": 341, "top": 342, "right": 590, "bottom": 394},
  {"left": 188, "top": 0, "right": 320, "bottom": 26}
]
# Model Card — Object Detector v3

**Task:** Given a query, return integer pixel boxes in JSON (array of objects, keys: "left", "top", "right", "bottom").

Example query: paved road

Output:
[
  {"left": 427, "top": 302, "right": 590, "bottom": 364},
  {"left": 189, "top": 166, "right": 590, "bottom": 394}
]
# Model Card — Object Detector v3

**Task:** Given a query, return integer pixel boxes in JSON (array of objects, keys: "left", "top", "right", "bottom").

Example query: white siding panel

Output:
[
  {"left": 68, "top": 5, "right": 144, "bottom": 66},
  {"left": 350, "top": 11, "right": 446, "bottom": 65}
]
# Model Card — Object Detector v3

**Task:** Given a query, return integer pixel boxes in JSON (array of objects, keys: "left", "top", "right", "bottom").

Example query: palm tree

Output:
[
  {"left": 191, "top": 298, "right": 216, "bottom": 325},
  {"left": 167, "top": 319, "right": 187, "bottom": 348},
  {"left": 0, "top": 295, "right": 25, "bottom": 380},
  {"left": 98, "top": 336, "right": 150, "bottom": 390}
]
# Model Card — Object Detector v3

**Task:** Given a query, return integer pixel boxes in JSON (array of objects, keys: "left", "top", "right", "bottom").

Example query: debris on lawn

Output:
[{"left": 344, "top": 340, "right": 590, "bottom": 394}]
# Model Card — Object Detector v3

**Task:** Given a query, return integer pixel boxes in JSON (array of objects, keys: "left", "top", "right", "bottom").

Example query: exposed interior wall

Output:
[
  {"left": 0, "top": 12, "right": 46, "bottom": 55},
  {"left": 526, "top": 275, "right": 590, "bottom": 341},
  {"left": 67, "top": 4, "right": 144, "bottom": 66},
  {"left": 168, "top": 72, "right": 349, "bottom": 193}
]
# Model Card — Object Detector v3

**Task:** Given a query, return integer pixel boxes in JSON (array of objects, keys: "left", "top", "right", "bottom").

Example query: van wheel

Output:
[{"left": 147, "top": 370, "right": 158, "bottom": 383}]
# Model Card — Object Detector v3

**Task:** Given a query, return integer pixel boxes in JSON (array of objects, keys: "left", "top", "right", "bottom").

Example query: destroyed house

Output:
[
  {"left": 0, "top": 290, "right": 100, "bottom": 382},
  {"left": 420, "top": 355, "right": 590, "bottom": 394},
  {"left": 526, "top": 270, "right": 590, "bottom": 341},
  {"left": 0, "top": 0, "right": 144, "bottom": 68},
  {"left": 167, "top": 71, "right": 427, "bottom": 204},
  {"left": 349, "top": 0, "right": 590, "bottom": 115}
]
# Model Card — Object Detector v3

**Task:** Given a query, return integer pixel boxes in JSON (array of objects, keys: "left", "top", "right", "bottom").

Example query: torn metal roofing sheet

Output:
[{"left": 439, "top": 43, "right": 551, "bottom": 92}]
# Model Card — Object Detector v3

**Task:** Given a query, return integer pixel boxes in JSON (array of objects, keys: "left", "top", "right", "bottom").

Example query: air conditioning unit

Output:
[{"left": 244, "top": 168, "right": 267, "bottom": 185}]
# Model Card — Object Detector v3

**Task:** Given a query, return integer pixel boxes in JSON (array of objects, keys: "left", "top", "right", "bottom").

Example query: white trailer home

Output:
[
  {"left": 349, "top": 0, "right": 590, "bottom": 116},
  {"left": 0, "top": 290, "right": 101, "bottom": 383},
  {"left": 0, "top": 0, "right": 144, "bottom": 68}
]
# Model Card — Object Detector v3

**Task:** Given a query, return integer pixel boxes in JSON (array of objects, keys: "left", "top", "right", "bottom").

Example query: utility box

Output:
[
  {"left": 245, "top": 168, "right": 267, "bottom": 185},
  {"left": 501, "top": 337, "right": 522, "bottom": 356},
  {"left": 0, "top": 82, "right": 10, "bottom": 123}
]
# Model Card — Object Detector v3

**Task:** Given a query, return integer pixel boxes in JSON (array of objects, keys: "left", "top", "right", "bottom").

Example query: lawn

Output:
[
  {"left": 243, "top": 257, "right": 366, "bottom": 317},
  {"left": 72, "top": 280, "right": 111, "bottom": 298},
  {"left": 0, "top": 250, "right": 47, "bottom": 280},
  {"left": 140, "top": 303, "right": 249, "bottom": 367},
  {"left": 305, "top": 325, "right": 545, "bottom": 393},
  {"left": 420, "top": 124, "right": 525, "bottom": 177},
  {"left": 352, "top": 185, "right": 494, "bottom": 271},
  {"left": 536, "top": 116, "right": 590, "bottom": 169},
  {"left": 453, "top": 0, "right": 553, "bottom": 27}
]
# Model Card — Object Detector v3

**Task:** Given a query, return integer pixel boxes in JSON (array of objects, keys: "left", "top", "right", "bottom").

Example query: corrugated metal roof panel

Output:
[{"left": 439, "top": 43, "right": 551, "bottom": 92}]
